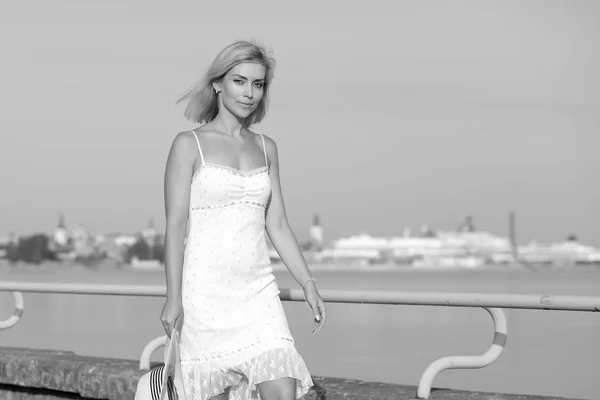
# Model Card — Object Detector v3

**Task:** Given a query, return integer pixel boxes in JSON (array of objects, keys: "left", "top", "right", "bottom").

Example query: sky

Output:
[{"left": 1, "top": 1, "right": 599, "bottom": 245}]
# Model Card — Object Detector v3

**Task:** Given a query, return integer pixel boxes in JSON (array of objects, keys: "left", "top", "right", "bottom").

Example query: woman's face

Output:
[{"left": 216, "top": 62, "right": 266, "bottom": 121}]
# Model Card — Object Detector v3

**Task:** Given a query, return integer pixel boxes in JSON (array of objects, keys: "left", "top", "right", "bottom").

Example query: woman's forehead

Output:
[{"left": 228, "top": 62, "right": 266, "bottom": 80}]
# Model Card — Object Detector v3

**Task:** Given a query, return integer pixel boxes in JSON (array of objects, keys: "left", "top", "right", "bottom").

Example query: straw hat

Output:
[{"left": 134, "top": 328, "right": 183, "bottom": 400}]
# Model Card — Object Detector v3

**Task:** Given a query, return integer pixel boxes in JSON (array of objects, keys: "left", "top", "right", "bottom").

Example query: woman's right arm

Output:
[{"left": 163, "top": 131, "right": 196, "bottom": 305}]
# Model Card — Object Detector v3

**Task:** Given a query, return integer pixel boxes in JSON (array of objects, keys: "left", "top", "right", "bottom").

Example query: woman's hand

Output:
[
  {"left": 303, "top": 281, "right": 326, "bottom": 334},
  {"left": 160, "top": 297, "right": 183, "bottom": 338}
]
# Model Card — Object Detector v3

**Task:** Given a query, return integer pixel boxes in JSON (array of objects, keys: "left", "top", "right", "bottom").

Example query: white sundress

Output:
[{"left": 177, "top": 131, "right": 313, "bottom": 400}]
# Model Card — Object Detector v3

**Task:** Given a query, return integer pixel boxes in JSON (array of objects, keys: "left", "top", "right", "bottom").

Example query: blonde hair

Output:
[{"left": 177, "top": 40, "right": 276, "bottom": 127}]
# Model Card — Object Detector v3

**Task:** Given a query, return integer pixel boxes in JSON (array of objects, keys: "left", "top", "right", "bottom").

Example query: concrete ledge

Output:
[
  {"left": 0, "top": 347, "right": 143, "bottom": 400},
  {"left": 0, "top": 347, "right": 580, "bottom": 400}
]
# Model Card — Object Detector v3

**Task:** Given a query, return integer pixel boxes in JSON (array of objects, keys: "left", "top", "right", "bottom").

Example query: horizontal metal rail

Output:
[
  {"left": 2, "top": 281, "right": 600, "bottom": 311},
  {"left": 1, "top": 281, "right": 599, "bottom": 399}
]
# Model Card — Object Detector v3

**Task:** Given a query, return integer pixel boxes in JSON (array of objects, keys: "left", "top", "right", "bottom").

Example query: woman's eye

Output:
[
  {"left": 234, "top": 79, "right": 244, "bottom": 84},
  {"left": 254, "top": 83, "right": 264, "bottom": 88}
]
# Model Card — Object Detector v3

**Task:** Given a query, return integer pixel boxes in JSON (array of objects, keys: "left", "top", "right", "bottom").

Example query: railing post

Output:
[
  {"left": 139, "top": 335, "right": 167, "bottom": 370},
  {"left": 0, "top": 291, "right": 24, "bottom": 330},
  {"left": 416, "top": 307, "right": 507, "bottom": 399}
]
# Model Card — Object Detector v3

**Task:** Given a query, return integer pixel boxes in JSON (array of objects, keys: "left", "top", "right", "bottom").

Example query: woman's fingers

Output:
[
  {"left": 314, "top": 301, "right": 326, "bottom": 333},
  {"left": 161, "top": 317, "right": 172, "bottom": 338},
  {"left": 310, "top": 299, "right": 326, "bottom": 334}
]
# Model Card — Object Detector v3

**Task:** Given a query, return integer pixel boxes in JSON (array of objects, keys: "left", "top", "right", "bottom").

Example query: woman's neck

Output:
[{"left": 212, "top": 110, "right": 246, "bottom": 138}]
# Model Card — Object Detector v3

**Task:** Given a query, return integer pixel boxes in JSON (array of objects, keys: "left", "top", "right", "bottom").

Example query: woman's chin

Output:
[{"left": 234, "top": 110, "right": 254, "bottom": 120}]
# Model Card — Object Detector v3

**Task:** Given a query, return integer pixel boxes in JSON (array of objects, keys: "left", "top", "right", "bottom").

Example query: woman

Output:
[{"left": 160, "top": 40, "right": 327, "bottom": 400}]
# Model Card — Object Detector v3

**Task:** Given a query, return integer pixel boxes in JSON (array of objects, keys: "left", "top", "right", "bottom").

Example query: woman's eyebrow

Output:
[{"left": 232, "top": 74, "right": 264, "bottom": 82}]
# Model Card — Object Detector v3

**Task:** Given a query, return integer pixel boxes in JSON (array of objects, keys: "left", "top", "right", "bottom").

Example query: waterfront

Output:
[{"left": 1, "top": 265, "right": 599, "bottom": 400}]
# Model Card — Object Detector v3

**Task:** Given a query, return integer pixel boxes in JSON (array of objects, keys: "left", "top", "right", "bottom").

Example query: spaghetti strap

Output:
[
  {"left": 259, "top": 134, "right": 268, "bottom": 168},
  {"left": 191, "top": 131, "right": 205, "bottom": 165}
]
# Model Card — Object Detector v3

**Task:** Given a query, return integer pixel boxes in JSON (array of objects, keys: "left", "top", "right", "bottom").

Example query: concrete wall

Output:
[{"left": 0, "top": 347, "right": 579, "bottom": 400}]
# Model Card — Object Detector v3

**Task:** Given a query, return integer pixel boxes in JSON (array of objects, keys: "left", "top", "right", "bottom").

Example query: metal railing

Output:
[{"left": 1, "top": 281, "right": 599, "bottom": 399}]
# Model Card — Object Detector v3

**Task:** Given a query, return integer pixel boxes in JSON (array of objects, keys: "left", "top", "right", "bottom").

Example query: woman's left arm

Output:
[{"left": 264, "top": 135, "right": 326, "bottom": 333}]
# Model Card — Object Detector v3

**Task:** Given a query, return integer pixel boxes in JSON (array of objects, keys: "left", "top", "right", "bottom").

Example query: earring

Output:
[{"left": 215, "top": 88, "right": 221, "bottom": 94}]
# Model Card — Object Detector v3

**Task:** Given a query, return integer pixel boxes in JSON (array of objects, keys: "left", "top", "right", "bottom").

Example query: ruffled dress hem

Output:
[{"left": 180, "top": 346, "right": 313, "bottom": 400}]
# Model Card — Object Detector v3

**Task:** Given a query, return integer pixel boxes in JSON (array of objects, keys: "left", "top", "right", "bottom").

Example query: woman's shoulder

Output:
[
  {"left": 171, "top": 125, "right": 216, "bottom": 144},
  {"left": 248, "top": 130, "right": 277, "bottom": 149},
  {"left": 248, "top": 131, "right": 279, "bottom": 166},
  {"left": 193, "top": 123, "right": 214, "bottom": 135},
  {"left": 171, "top": 130, "right": 198, "bottom": 148},
  {"left": 168, "top": 130, "right": 200, "bottom": 163}
]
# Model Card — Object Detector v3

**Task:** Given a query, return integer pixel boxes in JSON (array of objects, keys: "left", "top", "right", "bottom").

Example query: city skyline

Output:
[
  {"left": 1, "top": 1, "right": 598, "bottom": 245},
  {"left": 1, "top": 210, "right": 588, "bottom": 249}
]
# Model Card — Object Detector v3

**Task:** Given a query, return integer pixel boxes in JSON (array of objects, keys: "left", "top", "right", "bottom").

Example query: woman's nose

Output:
[{"left": 244, "top": 84, "right": 253, "bottom": 99}]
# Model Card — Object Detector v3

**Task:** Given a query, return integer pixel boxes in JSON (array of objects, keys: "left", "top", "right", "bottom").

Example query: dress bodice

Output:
[
  {"left": 182, "top": 131, "right": 275, "bottom": 297},
  {"left": 189, "top": 163, "right": 270, "bottom": 212}
]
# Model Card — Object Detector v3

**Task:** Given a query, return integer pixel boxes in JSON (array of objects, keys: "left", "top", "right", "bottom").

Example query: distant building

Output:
[
  {"left": 457, "top": 215, "right": 476, "bottom": 233},
  {"left": 141, "top": 218, "right": 158, "bottom": 260},
  {"left": 53, "top": 213, "right": 69, "bottom": 247},
  {"left": 113, "top": 235, "right": 137, "bottom": 247},
  {"left": 419, "top": 224, "right": 437, "bottom": 238},
  {"left": 308, "top": 214, "right": 324, "bottom": 252},
  {"left": 0, "top": 233, "right": 16, "bottom": 259},
  {"left": 0, "top": 233, "right": 15, "bottom": 247},
  {"left": 142, "top": 218, "right": 158, "bottom": 245},
  {"left": 72, "top": 223, "right": 92, "bottom": 257},
  {"left": 49, "top": 213, "right": 72, "bottom": 255},
  {"left": 318, "top": 233, "right": 386, "bottom": 264}
]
